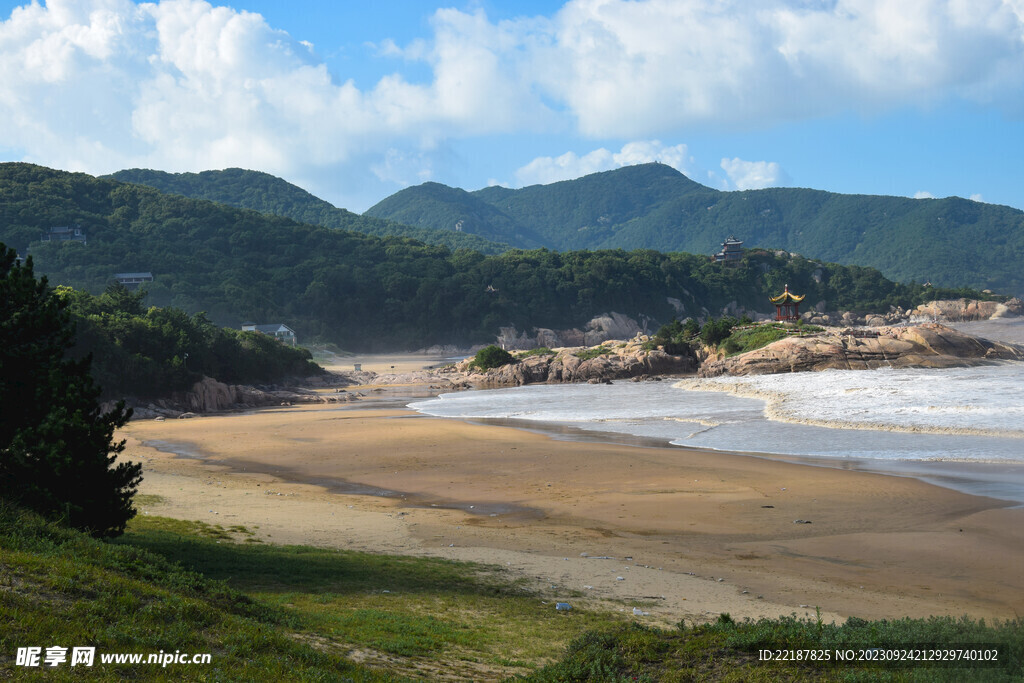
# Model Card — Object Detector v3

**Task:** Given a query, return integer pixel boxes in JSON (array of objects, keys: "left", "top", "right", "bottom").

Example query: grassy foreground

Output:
[{"left": 2, "top": 501, "right": 1021, "bottom": 681}]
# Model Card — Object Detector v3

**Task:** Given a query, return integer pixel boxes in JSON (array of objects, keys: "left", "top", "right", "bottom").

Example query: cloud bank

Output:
[{"left": 1, "top": 0, "right": 1022, "bottom": 207}]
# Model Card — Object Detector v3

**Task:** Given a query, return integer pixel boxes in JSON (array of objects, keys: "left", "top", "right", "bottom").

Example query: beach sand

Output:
[{"left": 122, "top": 400, "right": 1024, "bottom": 626}]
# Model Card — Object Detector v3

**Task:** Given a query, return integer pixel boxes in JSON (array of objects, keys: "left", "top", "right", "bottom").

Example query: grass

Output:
[
  {"left": 121, "top": 516, "right": 623, "bottom": 675},
  {"left": 720, "top": 323, "right": 826, "bottom": 357},
  {"left": 0, "top": 505, "right": 624, "bottom": 681},
  {"left": 0, "top": 503, "right": 385, "bottom": 682},
  {"left": 516, "top": 347, "right": 555, "bottom": 358},
  {"left": 525, "top": 615, "right": 1024, "bottom": 682},
  {"left": 5, "top": 502, "right": 1021, "bottom": 681},
  {"left": 574, "top": 346, "right": 612, "bottom": 361}
]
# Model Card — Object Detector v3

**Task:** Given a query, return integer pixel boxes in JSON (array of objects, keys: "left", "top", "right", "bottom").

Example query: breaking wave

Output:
[{"left": 674, "top": 364, "right": 1024, "bottom": 439}]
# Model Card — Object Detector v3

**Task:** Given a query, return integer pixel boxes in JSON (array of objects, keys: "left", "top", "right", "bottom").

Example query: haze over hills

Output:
[
  {"left": 0, "top": 163, "right": 969, "bottom": 350},
  {"left": 106, "top": 168, "right": 509, "bottom": 255},
  {"left": 366, "top": 164, "right": 1024, "bottom": 296}
]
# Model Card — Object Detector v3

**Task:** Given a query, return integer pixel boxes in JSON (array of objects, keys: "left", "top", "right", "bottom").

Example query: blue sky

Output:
[{"left": 1, "top": 0, "right": 1022, "bottom": 213}]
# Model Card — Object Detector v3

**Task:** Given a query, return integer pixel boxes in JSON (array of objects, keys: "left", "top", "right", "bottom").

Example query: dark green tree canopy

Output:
[{"left": 0, "top": 245, "right": 141, "bottom": 537}]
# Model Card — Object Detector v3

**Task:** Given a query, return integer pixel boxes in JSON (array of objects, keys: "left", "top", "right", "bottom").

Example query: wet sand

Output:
[{"left": 121, "top": 400, "right": 1024, "bottom": 625}]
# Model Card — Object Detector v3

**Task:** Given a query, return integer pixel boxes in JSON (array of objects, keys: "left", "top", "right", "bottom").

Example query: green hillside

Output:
[
  {"left": 0, "top": 164, "right": 981, "bottom": 351},
  {"left": 362, "top": 181, "right": 549, "bottom": 248},
  {"left": 106, "top": 167, "right": 509, "bottom": 255},
  {"left": 366, "top": 164, "right": 1024, "bottom": 295}
]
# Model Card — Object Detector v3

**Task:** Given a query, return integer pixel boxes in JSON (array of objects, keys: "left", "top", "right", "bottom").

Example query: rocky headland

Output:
[
  {"left": 451, "top": 337, "right": 695, "bottom": 386},
  {"left": 698, "top": 323, "right": 1024, "bottom": 378}
]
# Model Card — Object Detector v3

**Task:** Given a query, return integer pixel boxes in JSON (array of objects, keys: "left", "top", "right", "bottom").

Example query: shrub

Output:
[
  {"left": 652, "top": 317, "right": 700, "bottom": 355},
  {"left": 471, "top": 345, "right": 515, "bottom": 370},
  {"left": 700, "top": 316, "right": 739, "bottom": 346}
]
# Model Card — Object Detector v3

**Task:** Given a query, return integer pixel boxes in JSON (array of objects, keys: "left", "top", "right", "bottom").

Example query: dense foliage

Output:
[
  {"left": 108, "top": 167, "right": 509, "bottom": 254},
  {"left": 363, "top": 181, "right": 547, "bottom": 248},
  {"left": 1, "top": 164, "right": 995, "bottom": 351},
  {"left": 471, "top": 345, "right": 515, "bottom": 370},
  {"left": 59, "top": 284, "right": 323, "bottom": 400},
  {"left": 0, "top": 248, "right": 140, "bottom": 537},
  {"left": 367, "top": 163, "right": 1024, "bottom": 295}
]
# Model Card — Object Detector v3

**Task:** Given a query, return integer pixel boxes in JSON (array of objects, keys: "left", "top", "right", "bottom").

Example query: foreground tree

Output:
[{"left": 0, "top": 245, "right": 141, "bottom": 537}]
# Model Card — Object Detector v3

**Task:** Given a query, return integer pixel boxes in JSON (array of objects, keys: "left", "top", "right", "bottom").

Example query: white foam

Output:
[
  {"left": 674, "top": 364, "right": 1024, "bottom": 439},
  {"left": 409, "top": 363, "right": 1024, "bottom": 466}
]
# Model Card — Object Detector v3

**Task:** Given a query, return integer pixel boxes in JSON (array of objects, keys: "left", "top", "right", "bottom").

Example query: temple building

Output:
[
  {"left": 712, "top": 236, "right": 743, "bottom": 264},
  {"left": 770, "top": 285, "right": 805, "bottom": 321}
]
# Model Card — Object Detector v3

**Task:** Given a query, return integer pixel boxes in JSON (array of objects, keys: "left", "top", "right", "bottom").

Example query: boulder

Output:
[{"left": 583, "top": 313, "right": 646, "bottom": 346}]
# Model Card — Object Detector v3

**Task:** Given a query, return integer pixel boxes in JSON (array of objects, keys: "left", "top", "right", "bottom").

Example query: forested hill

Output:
[
  {"left": 106, "top": 168, "right": 508, "bottom": 255},
  {"left": 365, "top": 163, "right": 1024, "bottom": 296},
  {"left": 0, "top": 163, "right": 988, "bottom": 350}
]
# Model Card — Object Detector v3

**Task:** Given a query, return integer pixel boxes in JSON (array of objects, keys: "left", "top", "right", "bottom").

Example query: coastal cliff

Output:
[{"left": 698, "top": 323, "right": 1024, "bottom": 377}]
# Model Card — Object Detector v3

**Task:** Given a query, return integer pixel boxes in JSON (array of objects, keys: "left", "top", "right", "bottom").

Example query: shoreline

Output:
[
  {"left": 411, "top": 376, "right": 1024, "bottom": 506},
  {"left": 454, "top": 414, "right": 1024, "bottom": 506},
  {"left": 122, "top": 398, "right": 1024, "bottom": 625}
]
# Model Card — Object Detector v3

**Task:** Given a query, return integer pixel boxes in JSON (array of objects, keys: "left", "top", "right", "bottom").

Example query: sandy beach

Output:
[{"left": 120, "top": 375, "right": 1024, "bottom": 627}]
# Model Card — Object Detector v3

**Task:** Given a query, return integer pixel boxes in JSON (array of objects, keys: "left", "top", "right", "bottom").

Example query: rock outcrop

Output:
[
  {"left": 119, "top": 376, "right": 354, "bottom": 419},
  {"left": 453, "top": 337, "right": 695, "bottom": 386},
  {"left": 495, "top": 312, "right": 649, "bottom": 350},
  {"left": 698, "top": 324, "right": 1024, "bottom": 377},
  {"left": 910, "top": 298, "right": 1023, "bottom": 322},
  {"left": 798, "top": 298, "right": 1022, "bottom": 328}
]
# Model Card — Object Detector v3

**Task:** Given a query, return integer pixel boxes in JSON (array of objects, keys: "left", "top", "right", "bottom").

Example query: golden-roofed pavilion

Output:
[{"left": 770, "top": 285, "right": 805, "bottom": 321}]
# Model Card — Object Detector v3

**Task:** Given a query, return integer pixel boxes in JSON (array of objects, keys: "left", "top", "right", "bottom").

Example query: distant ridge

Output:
[
  {"left": 106, "top": 168, "right": 509, "bottom": 254},
  {"left": 366, "top": 163, "right": 1024, "bottom": 295}
]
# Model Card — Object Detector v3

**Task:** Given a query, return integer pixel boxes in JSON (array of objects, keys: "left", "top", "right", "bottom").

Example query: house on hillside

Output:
[
  {"left": 241, "top": 322, "right": 298, "bottom": 346},
  {"left": 42, "top": 225, "right": 87, "bottom": 245},
  {"left": 712, "top": 236, "right": 743, "bottom": 264},
  {"left": 114, "top": 272, "right": 154, "bottom": 290}
]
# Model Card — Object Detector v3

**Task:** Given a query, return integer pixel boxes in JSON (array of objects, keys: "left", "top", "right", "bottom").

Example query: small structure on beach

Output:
[
  {"left": 770, "top": 285, "right": 805, "bottom": 321},
  {"left": 712, "top": 236, "right": 743, "bottom": 264}
]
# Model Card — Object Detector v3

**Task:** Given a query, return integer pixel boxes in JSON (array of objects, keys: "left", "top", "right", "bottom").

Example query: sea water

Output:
[{"left": 408, "top": 348, "right": 1024, "bottom": 502}]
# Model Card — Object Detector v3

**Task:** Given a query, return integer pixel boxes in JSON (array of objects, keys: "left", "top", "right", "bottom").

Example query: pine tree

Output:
[{"left": 0, "top": 245, "right": 141, "bottom": 537}]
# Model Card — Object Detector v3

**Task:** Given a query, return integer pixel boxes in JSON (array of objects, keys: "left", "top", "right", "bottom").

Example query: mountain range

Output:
[
  {"left": 365, "top": 163, "right": 1024, "bottom": 296},
  {"left": 105, "top": 164, "right": 1024, "bottom": 296},
  {"left": 106, "top": 168, "right": 508, "bottom": 254},
  {"left": 1, "top": 163, "right": 964, "bottom": 350}
]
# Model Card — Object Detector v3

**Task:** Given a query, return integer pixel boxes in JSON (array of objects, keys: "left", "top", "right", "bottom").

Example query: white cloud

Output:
[
  {"left": 0, "top": 0, "right": 557, "bottom": 207},
  {"left": 719, "top": 157, "right": 787, "bottom": 190},
  {"left": 970, "top": 193, "right": 985, "bottom": 202},
  {"left": 515, "top": 140, "right": 692, "bottom": 186},
  {"left": 1, "top": 0, "right": 1022, "bottom": 209},
  {"left": 914, "top": 191, "right": 936, "bottom": 199},
  {"left": 545, "top": 0, "right": 1024, "bottom": 135}
]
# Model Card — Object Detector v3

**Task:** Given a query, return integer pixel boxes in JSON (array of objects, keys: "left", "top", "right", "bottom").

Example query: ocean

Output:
[{"left": 408, "top": 321, "right": 1024, "bottom": 504}]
